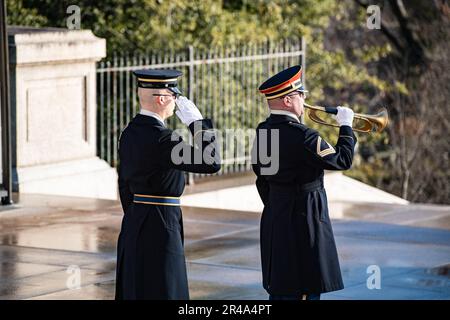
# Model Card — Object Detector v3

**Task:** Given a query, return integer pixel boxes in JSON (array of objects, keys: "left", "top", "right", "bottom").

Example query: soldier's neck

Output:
[
  {"left": 270, "top": 109, "right": 300, "bottom": 122},
  {"left": 140, "top": 108, "right": 166, "bottom": 125}
]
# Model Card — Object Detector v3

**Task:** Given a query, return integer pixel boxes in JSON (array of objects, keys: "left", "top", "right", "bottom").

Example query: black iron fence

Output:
[{"left": 96, "top": 38, "right": 306, "bottom": 180}]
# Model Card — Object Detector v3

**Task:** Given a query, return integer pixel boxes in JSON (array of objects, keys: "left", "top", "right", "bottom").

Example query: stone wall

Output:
[{"left": 8, "top": 27, "right": 117, "bottom": 200}]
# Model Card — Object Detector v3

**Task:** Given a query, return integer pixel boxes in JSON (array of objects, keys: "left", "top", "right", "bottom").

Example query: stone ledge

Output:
[
  {"left": 181, "top": 172, "right": 409, "bottom": 217},
  {"left": 17, "top": 158, "right": 118, "bottom": 200},
  {"left": 8, "top": 29, "right": 106, "bottom": 65}
]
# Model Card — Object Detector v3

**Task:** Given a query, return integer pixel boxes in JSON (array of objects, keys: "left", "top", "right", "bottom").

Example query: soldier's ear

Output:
[
  {"left": 282, "top": 95, "right": 292, "bottom": 107},
  {"left": 154, "top": 95, "right": 164, "bottom": 105}
]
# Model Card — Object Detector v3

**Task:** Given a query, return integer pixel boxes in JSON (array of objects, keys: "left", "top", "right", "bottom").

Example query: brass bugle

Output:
[{"left": 303, "top": 102, "right": 389, "bottom": 133}]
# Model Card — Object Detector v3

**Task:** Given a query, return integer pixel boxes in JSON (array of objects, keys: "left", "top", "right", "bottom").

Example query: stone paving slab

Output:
[
  {"left": 0, "top": 193, "right": 448, "bottom": 300},
  {"left": 28, "top": 281, "right": 116, "bottom": 300}
]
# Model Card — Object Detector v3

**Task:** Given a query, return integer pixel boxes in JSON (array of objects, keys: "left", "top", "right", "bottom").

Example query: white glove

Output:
[
  {"left": 335, "top": 106, "right": 354, "bottom": 127},
  {"left": 175, "top": 96, "right": 203, "bottom": 126}
]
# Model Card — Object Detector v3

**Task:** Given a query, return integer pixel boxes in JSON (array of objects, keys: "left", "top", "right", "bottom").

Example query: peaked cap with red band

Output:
[{"left": 258, "top": 65, "right": 307, "bottom": 100}]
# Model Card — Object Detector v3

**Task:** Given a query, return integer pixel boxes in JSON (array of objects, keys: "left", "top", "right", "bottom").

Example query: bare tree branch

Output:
[
  {"left": 354, "top": 0, "right": 405, "bottom": 56},
  {"left": 389, "top": 0, "right": 426, "bottom": 64}
]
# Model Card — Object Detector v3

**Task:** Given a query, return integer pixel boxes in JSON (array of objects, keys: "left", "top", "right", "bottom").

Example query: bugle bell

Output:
[{"left": 303, "top": 103, "right": 389, "bottom": 133}]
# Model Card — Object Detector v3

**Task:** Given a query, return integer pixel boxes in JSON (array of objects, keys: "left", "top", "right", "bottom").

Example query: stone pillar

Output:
[{"left": 8, "top": 27, "right": 117, "bottom": 200}]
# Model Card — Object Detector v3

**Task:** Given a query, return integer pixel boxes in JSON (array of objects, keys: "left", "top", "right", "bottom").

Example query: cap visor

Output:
[{"left": 169, "top": 86, "right": 182, "bottom": 95}]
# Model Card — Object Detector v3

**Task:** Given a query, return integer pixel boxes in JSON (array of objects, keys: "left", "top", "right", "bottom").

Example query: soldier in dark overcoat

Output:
[
  {"left": 252, "top": 65, "right": 357, "bottom": 300},
  {"left": 115, "top": 69, "right": 220, "bottom": 300}
]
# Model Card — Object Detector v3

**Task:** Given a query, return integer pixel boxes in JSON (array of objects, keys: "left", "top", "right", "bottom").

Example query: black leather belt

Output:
[
  {"left": 269, "top": 179, "right": 324, "bottom": 193},
  {"left": 296, "top": 180, "right": 324, "bottom": 193}
]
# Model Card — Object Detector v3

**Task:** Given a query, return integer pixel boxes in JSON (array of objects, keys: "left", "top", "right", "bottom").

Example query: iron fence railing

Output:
[{"left": 96, "top": 37, "right": 306, "bottom": 181}]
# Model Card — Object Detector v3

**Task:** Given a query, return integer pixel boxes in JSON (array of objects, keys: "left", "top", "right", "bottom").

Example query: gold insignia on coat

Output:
[{"left": 316, "top": 136, "right": 336, "bottom": 157}]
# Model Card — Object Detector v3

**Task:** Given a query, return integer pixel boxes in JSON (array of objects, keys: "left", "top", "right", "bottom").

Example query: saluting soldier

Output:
[
  {"left": 252, "top": 65, "right": 356, "bottom": 300},
  {"left": 115, "top": 69, "right": 221, "bottom": 300}
]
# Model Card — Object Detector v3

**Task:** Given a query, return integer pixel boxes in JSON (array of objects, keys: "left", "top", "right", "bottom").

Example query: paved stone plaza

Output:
[{"left": 0, "top": 185, "right": 449, "bottom": 300}]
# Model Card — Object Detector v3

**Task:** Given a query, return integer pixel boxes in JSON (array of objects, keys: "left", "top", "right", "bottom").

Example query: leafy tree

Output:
[{"left": 6, "top": 0, "right": 448, "bottom": 203}]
